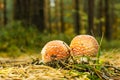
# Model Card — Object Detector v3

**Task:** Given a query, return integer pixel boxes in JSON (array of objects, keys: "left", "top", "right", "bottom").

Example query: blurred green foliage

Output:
[
  {"left": 0, "top": 21, "right": 74, "bottom": 53},
  {"left": 0, "top": 21, "right": 119, "bottom": 54}
]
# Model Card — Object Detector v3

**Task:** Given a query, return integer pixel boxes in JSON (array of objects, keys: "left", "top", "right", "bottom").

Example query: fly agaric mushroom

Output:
[
  {"left": 41, "top": 40, "right": 70, "bottom": 63},
  {"left": 70, "top": 35, "right": 99, "bottom": 57}
]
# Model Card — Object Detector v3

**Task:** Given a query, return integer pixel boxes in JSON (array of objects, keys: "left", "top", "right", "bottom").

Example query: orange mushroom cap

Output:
[
  {"left": 41, "top": 40, "right": 70, "bottom": 63},
  {"left": 70, "top": 35, "right": 99, "bottom": 57}
]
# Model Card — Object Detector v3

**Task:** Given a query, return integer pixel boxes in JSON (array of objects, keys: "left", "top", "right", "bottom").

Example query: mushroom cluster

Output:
[{"left": 41, "top": 35, "right": 99, "bottom": 63}]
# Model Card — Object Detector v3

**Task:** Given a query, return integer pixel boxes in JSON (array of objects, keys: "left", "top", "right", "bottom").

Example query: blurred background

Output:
[{"left": 0, "top": 0, "right": 120, "bottom": 56}]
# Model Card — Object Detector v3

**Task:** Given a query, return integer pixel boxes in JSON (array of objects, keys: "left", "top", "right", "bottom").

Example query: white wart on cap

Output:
[{"left": 41, "top": 40, "right": 70, "bottom": 63}]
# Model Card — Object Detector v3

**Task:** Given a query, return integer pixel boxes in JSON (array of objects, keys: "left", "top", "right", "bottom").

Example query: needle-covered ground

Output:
[
  {"left": 0, "top": 49, "right": 120, "bottom": 80},
  {"left": 100, "top": 49, "right": 120, "bottom": 67}
]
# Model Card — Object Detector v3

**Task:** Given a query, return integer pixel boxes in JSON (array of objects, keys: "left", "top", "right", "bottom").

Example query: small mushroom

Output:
[
  {"left": 41, "top": 40, "right": 70, "bottom": 63},
  {"left": 70, "top": 35, "right": 99, "bottom": 57}
]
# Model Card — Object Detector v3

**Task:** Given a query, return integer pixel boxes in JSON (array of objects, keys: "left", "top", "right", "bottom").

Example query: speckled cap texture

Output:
[
  {"left": 70, "top": 35, "right": 99, "bottom": 57},
  {"left": 41, "top": 40, "right": 70, "bottom": 63}
]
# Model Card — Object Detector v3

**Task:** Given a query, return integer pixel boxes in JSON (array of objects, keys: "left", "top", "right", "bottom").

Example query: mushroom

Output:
[
  {"left": 70, "top": 35, "right": 99, "bottom": 57},
  {"left": 41, "top": 40, "right": 70, "bottom": 63}
]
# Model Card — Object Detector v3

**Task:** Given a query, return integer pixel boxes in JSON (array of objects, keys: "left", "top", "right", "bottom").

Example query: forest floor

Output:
[{"left": 0, "top": 49, "right": 120, "bottom": 80}]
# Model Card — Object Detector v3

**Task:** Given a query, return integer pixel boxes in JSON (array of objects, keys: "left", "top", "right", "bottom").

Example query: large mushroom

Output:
[
  {"left": 70, "top": 35, "right": 99, "bottom": 57},
  {"left": 41, "top": 40, "right": 70, "bottom": 63}
]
